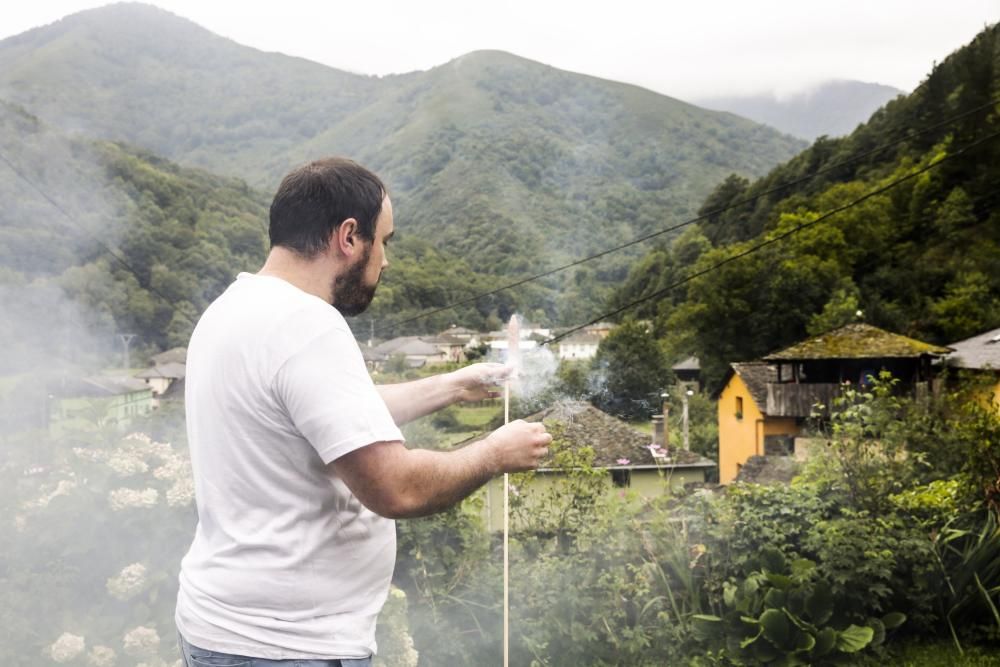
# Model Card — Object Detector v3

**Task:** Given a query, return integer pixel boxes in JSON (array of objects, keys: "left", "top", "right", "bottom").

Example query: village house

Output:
[
  {"left": 134, "top": 362, "right": 186, "bottom": 398},
  {"left": 715, "top": 323, "right": 951, "bottom": 484},
  {"left": 555, "top": 332, "right": 601, "bottom": 360},
  {"left": 47, "top": 375, "right": 154, "bottom": 436},
  {"left": 945, "top": 326, "right": 1000, "bottom": 409},
  {"left": 478, "top": 401, "right": 715, "bottom": 532},
  {"left": 368, "top": 336, "right": 450, "bottom": 369}
]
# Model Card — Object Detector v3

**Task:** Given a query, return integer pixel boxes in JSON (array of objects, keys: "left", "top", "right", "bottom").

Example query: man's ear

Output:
[{"left": 333, "top": 218, "right": 360, "bottom": 257}]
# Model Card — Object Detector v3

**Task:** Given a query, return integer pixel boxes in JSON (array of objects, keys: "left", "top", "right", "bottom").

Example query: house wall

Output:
[
  {"left": 718, "top": 374, "right": 799, "bottom": 484},
  {"left": 51, "top": 390, "right": 154, "bottom": 437},
  {"left": 481, "top": 467, "right": 706, "bottom": 532}
]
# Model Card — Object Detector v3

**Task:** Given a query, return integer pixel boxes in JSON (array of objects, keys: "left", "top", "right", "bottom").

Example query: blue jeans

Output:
[{"left": 178, "top": 633, "right": 373, "bottom": 667}]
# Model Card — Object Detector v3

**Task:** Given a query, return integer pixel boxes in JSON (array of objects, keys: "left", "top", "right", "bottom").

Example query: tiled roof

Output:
[
  {"left": 946, "top": 326, "right": 1000, "bottom": 370},
  {"left": 524, "top": 400, "right": 714, "bottom": 469},
  {"left": 764, "top": 323, "right": 950, "bottom": 360}
]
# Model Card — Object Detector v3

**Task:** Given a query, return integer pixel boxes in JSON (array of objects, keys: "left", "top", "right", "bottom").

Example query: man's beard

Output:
[{"left": 332, "top": 246, "right": 379, "bottom": 317}]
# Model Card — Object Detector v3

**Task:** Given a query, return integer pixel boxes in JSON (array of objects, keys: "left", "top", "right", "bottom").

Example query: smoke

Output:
[{"left": 509, "top": 344, "right": 559, "bottom": 405}]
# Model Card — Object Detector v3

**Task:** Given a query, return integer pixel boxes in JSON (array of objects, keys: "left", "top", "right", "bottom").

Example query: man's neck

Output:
[{"left": 257, "top": 247, "right": 333, "bottom": 304}]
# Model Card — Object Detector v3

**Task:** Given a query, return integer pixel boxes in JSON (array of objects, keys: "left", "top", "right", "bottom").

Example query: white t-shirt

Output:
[{"left": 175, "top": 272, "right": 404, "bottom": 659}]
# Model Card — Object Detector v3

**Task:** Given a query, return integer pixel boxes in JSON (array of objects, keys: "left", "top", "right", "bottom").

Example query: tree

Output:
[{"left": 590, "top": 320, "right": 672, "bottom": 420}]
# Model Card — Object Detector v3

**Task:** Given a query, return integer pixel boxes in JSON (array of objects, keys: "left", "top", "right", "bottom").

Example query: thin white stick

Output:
[{"left": 503, "top": 380, "right": 510, "bottom": 667}]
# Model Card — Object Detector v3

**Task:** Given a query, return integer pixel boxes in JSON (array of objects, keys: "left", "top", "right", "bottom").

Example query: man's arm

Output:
[
  {"left": 375, "top": 362, "right": 508, "bottom": 425},
  {"left": 330, "top": 419, "right": 550, "bottom": 519}
]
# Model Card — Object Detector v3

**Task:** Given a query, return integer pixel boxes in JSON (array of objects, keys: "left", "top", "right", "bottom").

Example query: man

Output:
[{"left": 176, "top": 158, "right": 551, "bottom": 666}]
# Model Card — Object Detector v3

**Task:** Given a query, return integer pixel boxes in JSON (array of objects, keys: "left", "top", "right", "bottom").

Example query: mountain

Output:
[
  {"left": 612, "top": 24, "right": 1000, "bottom": 385},
  {"left": 0, "top": 3, "right": 805, "bottom": 317},
  {"left": 696, "top": 80, "right": 904, "bottom": 141}
]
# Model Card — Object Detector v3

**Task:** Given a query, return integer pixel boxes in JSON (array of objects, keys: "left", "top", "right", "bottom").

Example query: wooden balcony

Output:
[{"left": 766, "top": 383, "right": 844, "bottom": 418}]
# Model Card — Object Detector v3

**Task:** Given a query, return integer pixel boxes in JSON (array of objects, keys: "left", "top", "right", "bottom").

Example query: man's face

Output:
[{"left": 332, "top": 196, "right": 393, "bottom": 316}]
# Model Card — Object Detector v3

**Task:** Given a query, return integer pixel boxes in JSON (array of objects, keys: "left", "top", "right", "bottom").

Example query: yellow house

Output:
[
  {"left": 716, "top": 363, "right": 799, "bottom": 484},
  {"left": 945, "top": 326, "right": 1000, "bottom": 409},
  {"left": 478, "top": 401, "right": 716, "bottom": 532},
  {"left": 716, "top": 323, "right": 951, "bottom": 484}
]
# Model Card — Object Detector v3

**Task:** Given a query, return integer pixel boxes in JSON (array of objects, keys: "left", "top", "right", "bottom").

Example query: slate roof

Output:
[
  {"left": 728, "top": 362, "right": 776, "bottom": 408},
  {"left": 524, "top": 401, "right": 715, "bottom": 470},
  {"left": 49, "top": 375, "right": 152, "bottom": 398},
  {"left": 672, "top": 356, "right": 701, "bottom": 372},
  {"left": 134, "top": 362, "right": 186, "bottom": 380},
  {"left": 150, "top": 347, "right": 186, "bottom": 365},
  {"left": 764, "top": 323, "right": 950, "bottom": 360},
  {"left": 946, "top": 326, "right": 1000, "bottom": 370},
  {"left": 372, "top": 336, "right": 443, "bottom": 357}
]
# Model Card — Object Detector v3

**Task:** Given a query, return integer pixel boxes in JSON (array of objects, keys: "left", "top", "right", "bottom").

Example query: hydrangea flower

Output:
[
  {"left": 49, "top": 633, "right": 85, "bottom": 663},
  {"left": 107, "top": 562, "right": 148, "bottom": 600}
]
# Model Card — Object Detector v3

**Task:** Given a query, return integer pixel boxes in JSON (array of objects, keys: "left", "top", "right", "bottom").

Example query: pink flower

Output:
[{"left": 616, "top": 458, "right": 630, "bottom": 466}]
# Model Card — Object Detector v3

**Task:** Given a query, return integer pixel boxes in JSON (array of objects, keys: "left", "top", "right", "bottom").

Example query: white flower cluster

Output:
[
  {"left": 106, "top": 562, "right": 148, "bottom": 600},
  {"left": 122, "top": 625, "right": 160, "bottom": 658},
  {"left": 154, "top": 452, "right": 195, "bottom": 507},
  {"left": 152, "top": 453, "right": 188, "bottom": 482},
  {"left": 49, "top": 632, "right": 86, "bottom": 663},
  {"left": 86, "top": 645, "right": 117, "bottom": 667},
  {"left": 73, "top": 447, "right": 106, "bottom": 463},
  {"left": 108, "top": 487, "right": 159, "bottom": 511},
  {"left": 106, "top": 450, "right": 149, "bottom": 477},
  {"left": 124, "top": 432, "right": 173, "bottom": 461},
  {"left": 166, "top": 475, "right": 195, "bottom": 507},
  {"left": 22, "top": 479, "right": 77, "bottom": 511}
]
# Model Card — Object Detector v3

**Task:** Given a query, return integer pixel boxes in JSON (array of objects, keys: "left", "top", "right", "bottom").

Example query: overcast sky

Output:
[{"left": 3, "top": 0, "right": 999, "bottom": 100}]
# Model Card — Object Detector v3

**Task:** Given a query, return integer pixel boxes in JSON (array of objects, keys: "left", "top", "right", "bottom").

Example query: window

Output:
[
  {"left": 611, "top": 469, "right": 631, "bottom": 488},
  {"left": 735, "top": 396, "right": 743, "bottom": 420}
]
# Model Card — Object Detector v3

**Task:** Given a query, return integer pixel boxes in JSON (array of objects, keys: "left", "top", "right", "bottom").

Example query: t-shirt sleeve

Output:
[{"left": 273, "top": 325, "right": 404, "bottom": 464}]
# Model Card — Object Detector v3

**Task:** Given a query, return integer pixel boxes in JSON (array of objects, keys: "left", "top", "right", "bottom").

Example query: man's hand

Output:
[
  {"left": 485, "top": 419, "right": 552, "bottom": 472},
  {"left": 448, "top": 362, "right": 511, "bottom": 403},
  {"left": 332, "top": 419, "right": 551, "bottom": 519}
]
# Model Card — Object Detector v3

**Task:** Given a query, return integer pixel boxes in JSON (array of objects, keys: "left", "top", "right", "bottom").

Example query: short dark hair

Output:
[{"left": 269, "top": 157, "right": 386, "bottom": 257}]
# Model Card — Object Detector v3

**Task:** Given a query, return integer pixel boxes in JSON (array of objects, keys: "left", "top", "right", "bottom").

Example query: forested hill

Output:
[
  {"left": 0, "top": 100, "right": 272, "bottom": 370},
  {"left": 611, "top": 23, "right": 1000, "bottom": 386},
  {"left": 0, "top": 4, "right": 804, "bottom": 288}
]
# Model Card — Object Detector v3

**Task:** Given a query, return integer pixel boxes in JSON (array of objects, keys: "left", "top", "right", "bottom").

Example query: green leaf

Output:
[
  {"left": 790, "top": 558, "right": 816, "bottom": 578},
  {"left": 761, "top": 608, "right": 792, "bottom": 649},
  {"left": 761, "top": 546, "right": 787, "bottom": 574},
  {"left": 724, "top": 581, "right": 738, "bottom": 608},
  {"left": 868, "top": 618, "right": 886, "bottom": 647},
  {"left": 813, "top": 627, "right": 837, "bottom": 657},
  {"left": 805, "top": 580, "right": 833, "bottom": 624},
  {"left": 794, "top": 629, "right": 816, "bottom": 653},
  {"left": 881, "top": 611, "right": 907, "bottom": 630},
  {"left": 752, "top": 637, "right": 781, "bottom": 662},
  {"left": 766, "top": 573, "right": 794, "bottom": 590},
  {"left": 764, "top": 588, "right": 787, "bottom": 609},
  {"left": 692, "top": 614, "right": 724, "bottom": 641},
  {"left": 836, "top": 625, "right": 875, "bottom": 653}
]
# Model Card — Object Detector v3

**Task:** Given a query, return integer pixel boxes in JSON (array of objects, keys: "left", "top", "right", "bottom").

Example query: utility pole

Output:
[
  {"left": 682, "top": 388, "right": 694, "bottom": 450},
  {"left": 118, "top": 333, "right": 136, "bottom": 371}
]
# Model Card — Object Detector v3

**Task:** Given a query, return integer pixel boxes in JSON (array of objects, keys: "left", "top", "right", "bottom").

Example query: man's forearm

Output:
[
  {"left": 376, "top": 374, "right": 459, "bottom": 425},
  {"left": 390, "top": 440, "right": 499, "bottom": 518}
]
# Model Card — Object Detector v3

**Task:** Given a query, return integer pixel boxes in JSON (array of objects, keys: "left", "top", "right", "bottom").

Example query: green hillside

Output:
[
  {"left": 0, "top": 4, "right": 805, "bottom": 319},
  {"left": 611, "top": 23, "right": 1000, "bottom": 385},
  {"left": 0, "top": 100, "right": 271, "bottom": 370}
]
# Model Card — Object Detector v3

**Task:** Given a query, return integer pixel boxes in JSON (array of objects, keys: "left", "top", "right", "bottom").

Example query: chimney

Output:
[{"left": 651, "top": 415, "right": 664, "bottom": 448}]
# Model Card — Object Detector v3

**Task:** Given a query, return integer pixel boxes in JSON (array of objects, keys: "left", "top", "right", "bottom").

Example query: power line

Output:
[
  {"left": 0, "top": 148, "right": 195, "bottom": 324},
  {"left": 542, "top": 127, "right": 1000, "bottom": 346},
  {"left": 378, "top": 97, "right": 1000, "bottom": 335}
]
